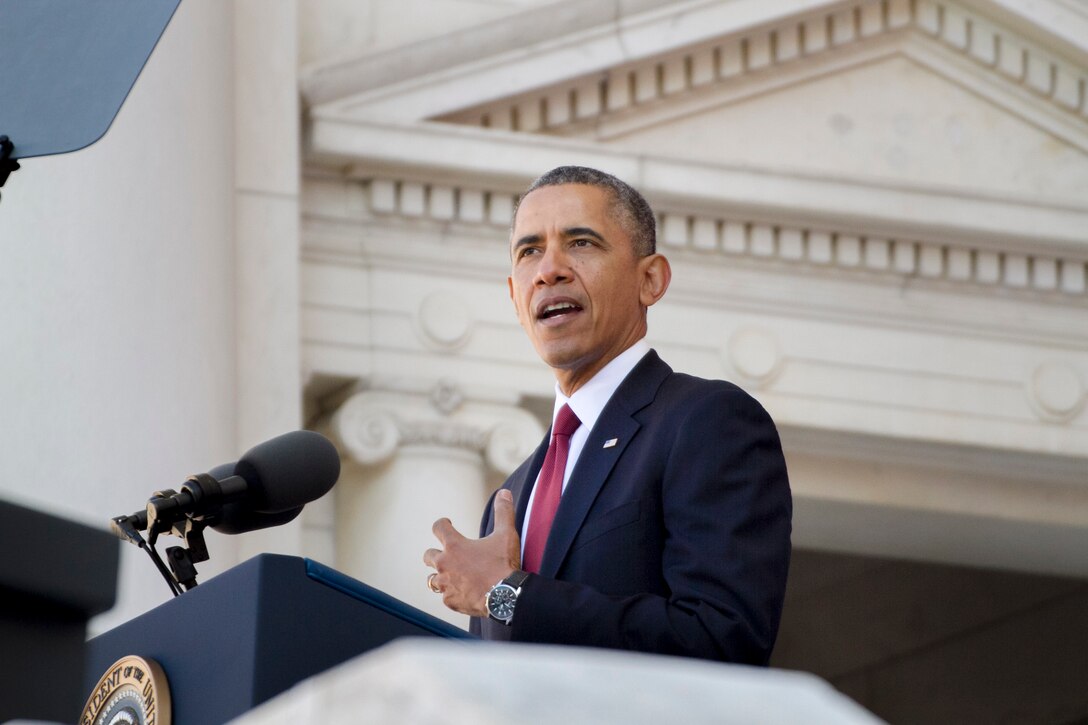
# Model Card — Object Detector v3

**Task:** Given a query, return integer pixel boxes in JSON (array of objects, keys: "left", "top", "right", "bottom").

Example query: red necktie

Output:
[{"left": 522, "top": 404, "right": 581, "bottom": 574}]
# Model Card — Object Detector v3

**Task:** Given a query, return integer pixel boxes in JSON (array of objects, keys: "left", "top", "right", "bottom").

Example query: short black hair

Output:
[{"left": 513, "top": 166, "right": 657, "bottom": 256}]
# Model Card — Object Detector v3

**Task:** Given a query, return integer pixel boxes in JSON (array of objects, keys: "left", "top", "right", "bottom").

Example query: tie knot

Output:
[{"left": 553, "top": 404, "right": 581, "bottom": 438}]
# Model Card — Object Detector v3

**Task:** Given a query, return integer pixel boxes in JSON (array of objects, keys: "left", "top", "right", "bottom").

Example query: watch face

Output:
[{"left": 487, "top": 583, "right": 517, "bottom": 621}]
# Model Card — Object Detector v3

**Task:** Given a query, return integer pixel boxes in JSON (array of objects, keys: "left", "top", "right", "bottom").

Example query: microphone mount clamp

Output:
[{"left": 114, "top": 472, "right": 246, "bottom": 596}]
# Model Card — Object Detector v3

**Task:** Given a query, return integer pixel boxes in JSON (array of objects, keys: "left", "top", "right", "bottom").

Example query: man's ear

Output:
[{"left": 638, "top": 254, "right": 671, "bottom": 308}]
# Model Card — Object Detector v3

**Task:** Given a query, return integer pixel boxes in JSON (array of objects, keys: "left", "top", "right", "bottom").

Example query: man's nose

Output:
[{"left": 534, "top": 243, "right": 572, "bottom": 286}]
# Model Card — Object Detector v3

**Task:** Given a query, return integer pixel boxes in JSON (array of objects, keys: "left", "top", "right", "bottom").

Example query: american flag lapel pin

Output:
[{"left": 603, "top": 438, "right": 618, "bottom": 449}]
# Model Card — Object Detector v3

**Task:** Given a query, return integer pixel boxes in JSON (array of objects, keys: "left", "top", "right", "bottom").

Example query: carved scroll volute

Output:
[
  {"left": 485, "top": 408, "right": 545, "bottom": 476},
  {"left": 331, "top": 385, "right": 545, "bottom": 475},
  {"left": 333, "top": 394, "right": 401, "bottom": 466}
]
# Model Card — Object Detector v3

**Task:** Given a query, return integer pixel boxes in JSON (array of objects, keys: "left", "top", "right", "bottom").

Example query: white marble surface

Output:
[{"left": 232, "top": 639, "right": 884, "bottom": 725}]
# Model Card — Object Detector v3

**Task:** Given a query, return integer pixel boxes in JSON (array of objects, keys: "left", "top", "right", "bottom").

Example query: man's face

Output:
[{"left": 507, "top": 183, "right": 667, "bottom": 394}]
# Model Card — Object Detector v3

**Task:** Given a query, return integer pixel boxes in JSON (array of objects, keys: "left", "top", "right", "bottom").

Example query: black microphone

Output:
[
  {"left": 204, "top": 462, "right": 303, "bottom": 535},
  {"left": 230, "top": 429, "right": 341, "bottom": 514},
  {"left": 111, "top": 430, "right": 339, "bottom": 539}
]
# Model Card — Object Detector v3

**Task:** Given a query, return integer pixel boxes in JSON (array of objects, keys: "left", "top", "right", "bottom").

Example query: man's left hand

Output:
[{"left": 423, "top": 489, "right": 521, "bottom": 617}]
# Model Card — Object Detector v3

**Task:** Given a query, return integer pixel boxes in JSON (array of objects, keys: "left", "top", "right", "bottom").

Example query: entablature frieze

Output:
[{"left": 301, "top": 170, "right": 1088, "bottom": 304}]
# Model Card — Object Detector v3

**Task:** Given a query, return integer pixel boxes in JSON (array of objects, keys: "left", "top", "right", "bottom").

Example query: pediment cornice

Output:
[
  {"left": 304, "top": 0, "right": 1088, "bottom": 129},
  {"left": 301, "top": 0, "right": 839, "bottom": 113}
]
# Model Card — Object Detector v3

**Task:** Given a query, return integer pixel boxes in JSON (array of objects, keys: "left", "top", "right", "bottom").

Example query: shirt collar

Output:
[{"left": 552, "top": 339, "right": 651, "bottom": 435}]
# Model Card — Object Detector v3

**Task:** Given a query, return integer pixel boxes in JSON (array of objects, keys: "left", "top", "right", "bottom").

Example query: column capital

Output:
[{"left": 332, "top": 379, "right": 544, "bottom": 475}]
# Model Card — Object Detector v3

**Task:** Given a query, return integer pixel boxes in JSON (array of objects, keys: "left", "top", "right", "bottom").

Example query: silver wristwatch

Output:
[{"left": 485, "top": 570, "right": 530, "bottom": 625}]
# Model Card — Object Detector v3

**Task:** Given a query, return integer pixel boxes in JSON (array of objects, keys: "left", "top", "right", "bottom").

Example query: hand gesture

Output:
[{"left": 423, "top": 489, "right": 521, "bottom": 616}]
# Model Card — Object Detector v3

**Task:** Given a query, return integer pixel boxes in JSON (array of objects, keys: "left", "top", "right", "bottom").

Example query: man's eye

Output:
[
  {"left": 572, "top": 238, "right": 593, "bottom": 247},
  {"left": 518, "top": 247, "right": 540, "bottom": 258}
]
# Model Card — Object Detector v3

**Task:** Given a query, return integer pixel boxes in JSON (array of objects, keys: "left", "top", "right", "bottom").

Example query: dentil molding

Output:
[{"left": 315, "top": 173, "right": 1088, "bottom": 300}]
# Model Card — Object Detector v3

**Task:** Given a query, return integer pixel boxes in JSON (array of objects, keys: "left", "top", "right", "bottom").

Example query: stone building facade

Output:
[{"left": 2, "top": 0, "right": 1085, "bottom": 721}]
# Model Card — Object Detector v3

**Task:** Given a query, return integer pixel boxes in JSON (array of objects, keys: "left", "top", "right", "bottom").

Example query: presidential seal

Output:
[{"left": 81, "top": 655, "right": 171, "bottom": 725}]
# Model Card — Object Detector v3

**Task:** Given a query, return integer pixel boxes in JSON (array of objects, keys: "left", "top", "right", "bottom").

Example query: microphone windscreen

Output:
[
  {"left": 207, "top": 462, "right": 236, "bottom": 480},
  {"left": 203, "top": 461, "right": 294, "bottom": 534},
  {"left": 205, "top": 461, "right": 306, "bottom": 534},
  {"left": 234, "top": 430, "right": 340, "bottom": 513},
  {"left": 211, "top": 504, "right": 303, "bottom": 535}
]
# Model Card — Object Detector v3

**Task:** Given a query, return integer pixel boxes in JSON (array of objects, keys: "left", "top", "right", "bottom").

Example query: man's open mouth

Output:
[{"left": 538, "top": 301, "right": 583, "bottom": 320}]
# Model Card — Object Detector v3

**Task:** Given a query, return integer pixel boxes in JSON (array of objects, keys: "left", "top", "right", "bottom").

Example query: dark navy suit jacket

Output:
[{"left": 471, "top": 350, "right": 792, "bottom": 665}]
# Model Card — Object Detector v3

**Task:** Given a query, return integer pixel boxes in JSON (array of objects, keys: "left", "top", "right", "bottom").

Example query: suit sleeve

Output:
[{"left": 506, "top": 387, "right": 792, "bottom": 665}]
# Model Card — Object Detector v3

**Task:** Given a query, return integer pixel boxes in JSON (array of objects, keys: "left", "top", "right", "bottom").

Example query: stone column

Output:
[
  {"left": 232, "top": 0, "right": 303, "bottom": 567},
  {"left": 331, "top": 380, "right": 544, "bottom": 625}
]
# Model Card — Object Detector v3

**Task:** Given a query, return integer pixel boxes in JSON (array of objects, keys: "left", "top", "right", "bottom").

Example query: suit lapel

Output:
[
  {"left": 538, "top": 351, "right": 672, "bottom": 578},
  {"left": 511, "top": 435, "right": 549, "bottom": 533}
]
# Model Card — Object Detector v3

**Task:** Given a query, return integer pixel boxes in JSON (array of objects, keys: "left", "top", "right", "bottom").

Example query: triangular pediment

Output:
[
  {"left": 305, "top": 0, "right": 1088, "bottom": 127},
  {"left": 419, "top": 1, "right": 1088, "bottom": 201}
]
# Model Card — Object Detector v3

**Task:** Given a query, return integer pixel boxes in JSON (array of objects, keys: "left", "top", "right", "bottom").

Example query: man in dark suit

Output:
[{"left": 423, "top": 166, "right": 791, "bottom": 665}]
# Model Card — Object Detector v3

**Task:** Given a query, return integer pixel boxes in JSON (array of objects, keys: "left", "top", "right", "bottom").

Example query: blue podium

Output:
[{"left": 84, "top": 554, "right": 474, "bottom": 724}]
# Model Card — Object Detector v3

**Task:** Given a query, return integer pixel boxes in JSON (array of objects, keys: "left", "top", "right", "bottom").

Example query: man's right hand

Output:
[{"left": 423, "top": 489, "right": 522, "bottom": 617}]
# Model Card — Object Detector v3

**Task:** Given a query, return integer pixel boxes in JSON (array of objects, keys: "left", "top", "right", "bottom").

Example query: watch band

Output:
[{"left": 503, "top": 569, "right": 530, "bottom": 588}]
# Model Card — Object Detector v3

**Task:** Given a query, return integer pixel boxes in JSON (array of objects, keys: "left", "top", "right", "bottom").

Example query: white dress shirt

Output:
[{"left": 520, "top": 339, "right": 651, "bottom": 556}]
